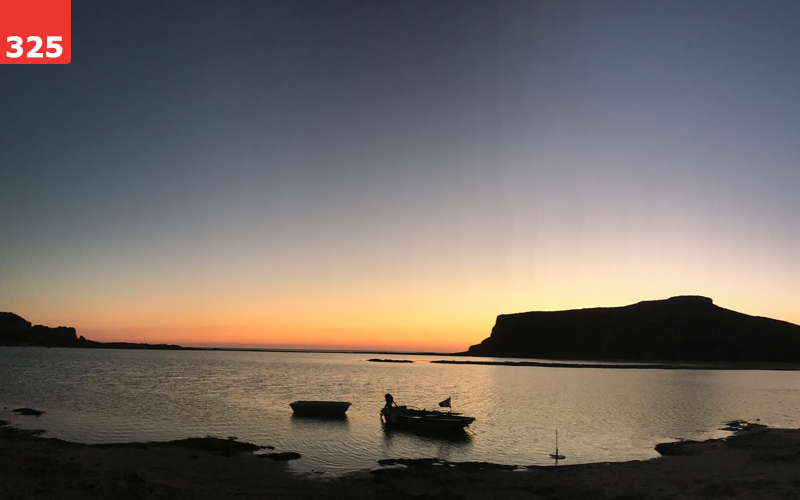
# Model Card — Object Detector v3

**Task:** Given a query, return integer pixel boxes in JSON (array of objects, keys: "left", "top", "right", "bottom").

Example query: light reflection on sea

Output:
[{"left": 1, "top": 347, "right": 799, "bottom": 474}]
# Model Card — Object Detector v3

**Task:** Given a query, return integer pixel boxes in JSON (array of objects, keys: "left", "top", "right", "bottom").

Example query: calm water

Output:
[{"left": 2, "top": 347, "right": 799, "bottom": 474}]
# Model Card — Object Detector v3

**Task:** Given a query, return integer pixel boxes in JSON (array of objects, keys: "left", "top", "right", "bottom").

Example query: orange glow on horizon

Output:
[
  {"left": 55, "top": 286, "right": 800, "bottom": 353},
  {"left": 79, "top": 324, "right": 481, "bottom": 353},
  {"left": 9, "top": 238, "right": 800, "bottom": 352}
]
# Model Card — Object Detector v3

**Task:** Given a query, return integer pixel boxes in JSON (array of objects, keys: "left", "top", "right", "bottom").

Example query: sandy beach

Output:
[{"left": 3, "top": 419, "right": 800, "bottom": 499}]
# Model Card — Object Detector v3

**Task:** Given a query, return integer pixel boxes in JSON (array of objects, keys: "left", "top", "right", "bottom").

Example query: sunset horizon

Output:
[
  {"left": 4, "top": 0, "right": 799, "bottom": 353},
  {"left": 9, "top": 291, "right": 800, "bottom": 352},
  {"left": 3, "top": 2, "right": 800, "bottom": 496}
]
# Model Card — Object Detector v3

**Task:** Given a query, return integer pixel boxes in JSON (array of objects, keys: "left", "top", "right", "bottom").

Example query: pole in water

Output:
[{"left": 550, "top": 429, "right": 566, "bottom": 461}]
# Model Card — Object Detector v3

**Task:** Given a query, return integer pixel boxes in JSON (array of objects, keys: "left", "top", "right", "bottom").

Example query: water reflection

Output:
[
  {"left": 290, "top": 414, "right": 350, "bottom": 431},
  {"left": 2, "top": 348, "right": 800, "bottom": 473},
  {"left": 381, "top": 421, "right": 473, "bottom": 463},
  {"left": 381, "top": 422, "right": 473, "bottom": 444}
]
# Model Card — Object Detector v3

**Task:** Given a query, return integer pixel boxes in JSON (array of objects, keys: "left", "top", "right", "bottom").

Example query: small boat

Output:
[
  {"left": 290, "top": 400, "right": 351, "bottom": 417},
  {"left": 380, "top": 394, "right": 475, "bottom": 431}
]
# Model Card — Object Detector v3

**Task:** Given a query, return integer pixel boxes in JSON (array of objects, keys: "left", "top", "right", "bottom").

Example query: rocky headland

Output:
[
  {"left": 463, "top": 296, "right": 800, "bottom": 363},
  {"left": 0, "top": 312, "right": 183, "bottom": 350}
]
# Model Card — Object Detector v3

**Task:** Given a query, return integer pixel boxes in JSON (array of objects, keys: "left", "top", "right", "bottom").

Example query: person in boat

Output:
[{"left": 384, "top": 393, "right": 396, "bottom": 409}]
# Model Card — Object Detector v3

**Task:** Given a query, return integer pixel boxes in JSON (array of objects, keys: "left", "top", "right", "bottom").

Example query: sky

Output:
[{"left": 2, "top": 0, "right": 799, "bottom": 351}]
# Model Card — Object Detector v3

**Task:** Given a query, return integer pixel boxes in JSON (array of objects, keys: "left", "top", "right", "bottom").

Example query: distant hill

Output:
[
  {"left": 462, "top": 296, "right": 800, "bottom": 363},
  {"left": 0, "top": 312, "right": 184, "bottom": 350}
]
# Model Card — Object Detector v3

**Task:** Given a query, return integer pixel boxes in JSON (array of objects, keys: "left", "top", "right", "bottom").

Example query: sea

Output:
[{"left": 2, "top": 347, "right": 799, "bottom": 474}]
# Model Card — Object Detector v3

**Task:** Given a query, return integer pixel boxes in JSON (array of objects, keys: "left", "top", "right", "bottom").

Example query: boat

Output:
[
  {"left": 380, "top": 394, "right": 475, "bottom": 431},
  {"left": 381, "top": 406, "right": 476, "bottom": 431},
  {"left": 289, "top": 400, "right": 351, "bottom": 417}
]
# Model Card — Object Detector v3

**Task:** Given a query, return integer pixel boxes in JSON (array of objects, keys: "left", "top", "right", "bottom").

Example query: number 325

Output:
[{"left": 7, "top": 36, "right": 63, "bottom": 58}]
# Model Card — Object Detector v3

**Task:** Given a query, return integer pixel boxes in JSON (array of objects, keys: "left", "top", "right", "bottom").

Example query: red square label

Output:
[{"left": 1, "top": 0, "right": 71, "bottom": 64}]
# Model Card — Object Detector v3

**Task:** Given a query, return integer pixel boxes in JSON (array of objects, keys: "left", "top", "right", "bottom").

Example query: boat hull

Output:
[
  {"left": 381, "top": 406, "right": 475, "bottom": 431},
  {"left": 290, "top": 401, "right": 351, "bottom": 417}
]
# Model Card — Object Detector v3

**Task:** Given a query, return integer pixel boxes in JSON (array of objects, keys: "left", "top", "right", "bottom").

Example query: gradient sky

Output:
[{"left": 2, "top": 0, "right": 799, "bottom": 351}]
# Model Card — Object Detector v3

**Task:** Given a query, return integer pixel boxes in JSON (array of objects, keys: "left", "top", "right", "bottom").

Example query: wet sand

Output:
[{"left": 3, "top": 420, "right": 800, "bottom": 499}]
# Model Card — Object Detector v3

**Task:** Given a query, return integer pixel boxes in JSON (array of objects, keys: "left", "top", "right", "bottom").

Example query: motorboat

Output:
[
  {"left": 289, "top": 400, "right": 351, "bottom": 417},
  {"left": 380, "top": 394, "right": 475, "bottom": 431}
]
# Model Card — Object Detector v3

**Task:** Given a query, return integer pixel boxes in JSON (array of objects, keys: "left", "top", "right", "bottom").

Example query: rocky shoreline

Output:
[
  {"left": 368, "top": 357, "right": 800, "bottom": 370},
  {"left": 3, "top": 418, "right": 800, "bottom": 499}
]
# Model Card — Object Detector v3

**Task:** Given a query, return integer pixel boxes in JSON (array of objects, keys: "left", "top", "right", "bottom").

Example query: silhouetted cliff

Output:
[
  {"left": 462, "top": 296, "right": 800, "bottom": 363},
  {"left": 0, "top": 312, "right": 183, "bottom": 350}
]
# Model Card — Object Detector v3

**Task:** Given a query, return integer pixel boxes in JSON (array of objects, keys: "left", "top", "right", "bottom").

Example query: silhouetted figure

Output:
[{"left": 384, "top": 393, "right": 396, "bottom": 408}]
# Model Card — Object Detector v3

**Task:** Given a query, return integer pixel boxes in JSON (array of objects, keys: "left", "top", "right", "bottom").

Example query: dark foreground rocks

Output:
[
  {"left": 3, "top": 420, "right": 800, "bottom": 499},
  {"left": 11, "top": 408, "right": 45, "bottom": 417}
]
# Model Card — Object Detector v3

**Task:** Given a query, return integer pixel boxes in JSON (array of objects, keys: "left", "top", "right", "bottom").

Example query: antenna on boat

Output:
[{"left": 549, "top": 429, "right": 566, "bottom": 463}]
